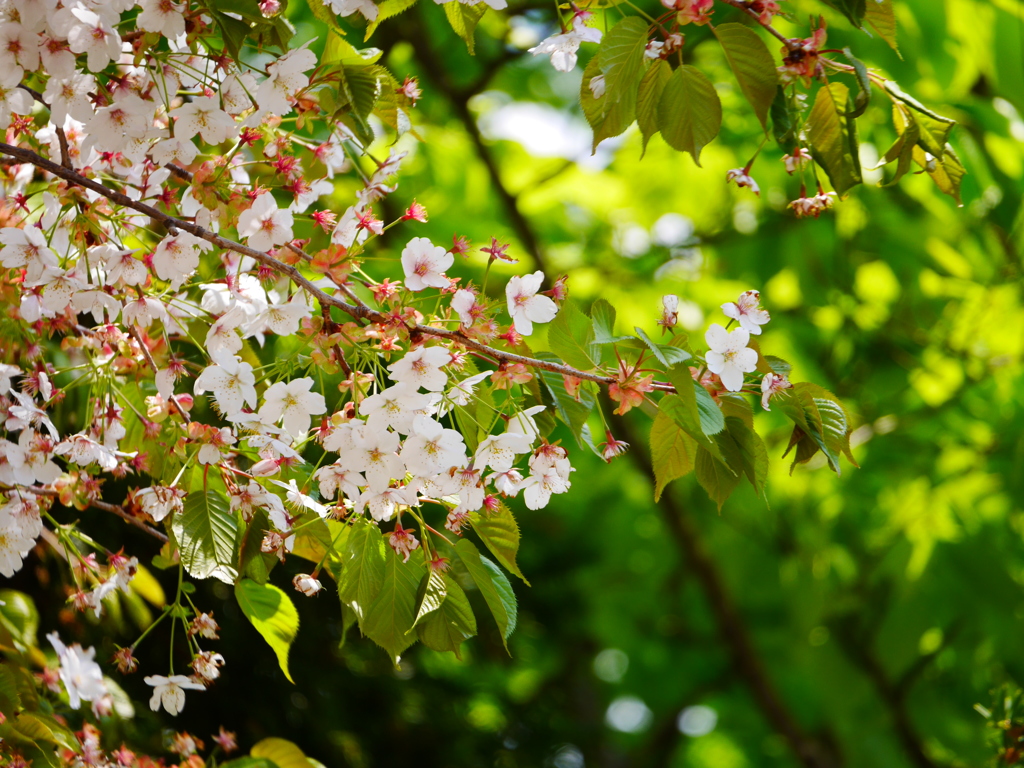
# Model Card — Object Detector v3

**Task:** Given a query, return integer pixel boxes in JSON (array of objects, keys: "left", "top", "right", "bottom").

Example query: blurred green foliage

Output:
[{"left": 18, "top": 0, "right": 1024, "bottom": 766}]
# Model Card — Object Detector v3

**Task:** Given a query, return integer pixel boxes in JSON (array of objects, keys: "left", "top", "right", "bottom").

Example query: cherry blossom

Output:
[
  {"left": 529, "top": 13, "right": 602, "bottom": 73},
  {"left": 401, "top": 237, "right": 453, "bottom": 291},
  {"left": 194, "top": 358, "right": 258, "bottom": 420},
  {"left": 47, "top": 633, "right": 108, "bottom": 710},
  {"left": 258, "top": 378, "right": 327, "bottom": 439},
  {"left": 722, "top": 290, "right": 770, "bottom": 335},
  {"left": 761, "top": 372, "right": 793, "bottom": 411},
  {"left": 506, "top": 271, "right": 558, "bottom": 336},
  {"left": 237, "top": 192, "right": 294, "bottom": 252},
  {"left": 388, "top": 346, "right": 451, "bottom": 392},
  {"left": 704, "top": 324, "right": 758, "bottom": 392},
  {"left": 145, "top": 675, "right": 206, "bottom": 716}
]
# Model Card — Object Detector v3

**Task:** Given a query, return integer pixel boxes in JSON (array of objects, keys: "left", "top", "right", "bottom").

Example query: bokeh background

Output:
[{"left": 8, "top": 0, "right": 1024, "bottom": 765}]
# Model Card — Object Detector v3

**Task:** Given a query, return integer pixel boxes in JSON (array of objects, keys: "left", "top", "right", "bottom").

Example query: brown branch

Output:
[
  {"left": 7, "top": 485, "right": 168, "bottom": 543},
  {"left": 614, "top": 414, "right": 842, "bottom": 768},
  {"left": 18, "top": 84, "right": 72, "bottom": 169},
  {"left": 0, "top": 141, "right": 641, "bottom": 388}
]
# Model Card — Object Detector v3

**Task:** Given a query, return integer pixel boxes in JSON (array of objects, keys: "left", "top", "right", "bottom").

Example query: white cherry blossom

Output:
[
  {"left": 401, "top": 237, "right": 453, "bottom": 291},
  {"left": 388, "top": 346, "right": 451, "bottom": 392},
  {"left": 171, "top": 96, "right": 237, "bottom": 145},
  {"left": 506, "top": 271, "right": 558, "bottom": 336},
  {"left": 194, "top": 358, "right": 258, "bottom": 419},
  {"left": 237, "top": 192, "right": 294, "bottom": 252},
  {"left": 359, "top": 384, "right": 432, "bottom": 434},
  {"left": 400, "top": 415, "right": 466, "bottom": 476},
  {"left": 145, "top": 675, "right": 206, "bottom": 716},
  {"left": 704, "top": 323, "right": 758, "bottom": 392},
  {"left": 528, "top": 14, "right": 602, "bottom": 72},
  {"left": 47, "top": 633, "right": 107, "bottom": 710},
  {"left": 475, "top": 432, "right": 532, "bottom": 473},
  {"left": 259, "top": 378, "right": 326, "bottom": 439},
  {"left": 722, "top": 290, "right": 770, "bottom": 335}
]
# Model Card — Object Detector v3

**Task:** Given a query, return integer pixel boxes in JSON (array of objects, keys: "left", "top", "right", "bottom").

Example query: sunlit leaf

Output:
[
  {"left": 713, "top": 22, "right": 778, "bottom": 130},
  {"left": 657, "top": 65, "right": 722, "bottom": 166},
  {"left": 235, "top": 579, "right": 299, "bottom": 683}
]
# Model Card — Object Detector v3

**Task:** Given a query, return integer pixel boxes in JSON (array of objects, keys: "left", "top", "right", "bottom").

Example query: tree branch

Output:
[
  {"left": 0, "top": 141, "right": 673, "bottom": 390},
  {"left": 7, "top": 484, "right": 169, "bottom": 543}
]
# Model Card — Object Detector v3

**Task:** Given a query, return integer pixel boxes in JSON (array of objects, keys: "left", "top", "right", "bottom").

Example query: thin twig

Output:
[
  {"left": 7, "top": 485, "right": 168, "bottom": 543},
  {"left": 0, "top": 141, "right": 641, "bottom": 388},
  {"left": 18, "top": 85, "right": 72, "bottom": 169}
]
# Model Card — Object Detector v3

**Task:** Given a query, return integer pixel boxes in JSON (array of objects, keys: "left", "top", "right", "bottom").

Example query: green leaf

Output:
[
  {"left": 915, "top": 143, "right": 966, "bottom": 205},
  {"left": 324, "top": 30, "right": 383, "bottom": 65},
  {"left": 238, "top": 508, "right": 273, "bottom": 584},
  {"left": 251, "top": 737, "right": 317, "bottom": 768},
  {"left": 590, "top": 298, "right": 629, "bottom": 344},
  {"left": 713, "top": 22, "right": 778, "bottom": 130},
  {"left": 650, "top": 409, "right": 697, "bottom": 501},
  {"left": 211, "top": 12, "right": 252, "bottom": 60},
  {"left": 598, "top": 18, "right": 650, "bottom": 104},
  {"left": 365, "top": 0, "right": 418, "bottom": 39},
  {"left": 775, "top": 383, "right": 856, "bottom": 474},
  {"left": 880, "top": 106, "right": 920, "bottom": 186},
  {"left": 635, "top": 326, "right": 692, "bottom": 368},
  {"left": 807, "top": 82, "right": 863, "bottom": 196},
  {"left": 864, "top": 0, "right": 898, "bottom": 52},
  {"left": 235, "top": 579, "right": 299, "bottom": 683},
  {"left": 657, "top": 65, "right": 722, "bottom": 166},
  {"left": 173, "top": 491, "right": 239, "bottom": 584},
  {"left": 0, "top": 590, "right": 38, "bottom": 649},
  {"left": 338, "top": 518, "right": 386, "bottom": 621},
  {"left": 659, "top": 390, "right": 731, "bottom": 468},
  {"left": 412, "top": 568, "right": 447, "bottom": 628},
  {"left": 581, "top": 56, "right": 635, "bottom": 151},
  {"left": 695, "top": 445, "right": 742, "bottom": 509},
  {"left": 443, "top": 1, "right": 487, "bottom": 54},
  {"left": 0, "top": 664, "right": 22, "bottom": 716},
  {"left": 416, "top": 575, "right": 476, "bottom": 657},
  {"left": 362, "top": 546, "right": 424, "bottom": 663},
  {"left": 637, "top": 59, "right": 671, "bottom": 154},
  {"left": 721, "top": 417, "right": 769, "bottom": 497},
  {"left": 470, "top": 501, "right": 529, "bottom": 584},
  {"left": 770, "top": 86, "right": 796, "bottom": 146},
  {"left": 547, "top": 300, "right": 598, "bottom": 370},
  {"left": 884, "top": 80, "right": 955, "bottom": 158},
  {"left": 455, "top": 540, "right": 517, "bottom": 649},
  {"left": 665, "top": 366, "right": 726, "bottom": 438},
  {"left": 290, "top": 512, "right": 337, "bottom": 565},
  {"left": 820, "top": 0, "right": 866, "bottom": 27},
  {"left": 841, "top": 47, "right": 872, "bottom": 118}
]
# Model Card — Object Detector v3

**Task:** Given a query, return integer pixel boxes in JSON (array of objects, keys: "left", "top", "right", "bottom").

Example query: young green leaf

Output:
[
  {"left": 657, "top": 65, "right": 722, "bottom": 166},
  {"left": 338, "top": 519, "right": 387, "bottom": 622},
  {"left": 915, "top": 143, "right": 966, "bottom": 205},
  {"left": 635, "top": 326, "right": 692, "bottom": 369},
  {"left": 416, "top": 575, "right": 476, "bottom": 658},
  {"left": 250, "top": 737, "right": 318, "bottom": 768},
  {"left": 637, "top": 59, "right": 671, "bottom": 154},
  {"left": 471, "top": 501, "right": 529, "bottom": 584},
  {"left": 362, "top": 546, "right": 424, "bottom": 663},
  {"left": 537, "top": 354, "right": 596, "bottom": 448},
  {"left": 235, "top": 579, "right": 300, "bottom": 683},
  {"left": 807, "top": 83, "right": 863, "bottom": 196},
  {"left": 455, "top": 540, "right": 517, "bottom": 649},
  {"left": 598, "top": 17, "right": 650, "bottom": 104},
  {"left": 412, "top": 568, "right": 447, "bottom": 628},
  {"left": 581, "top": 56, "right": 636, "bottom": 151},
  {"left": 443, "top": 1, "right": 487, "bottom": 54},
  {"left": 770, "top": 86, "right": 796, "bottom": 146},
  {"left": 695, "top": 445, "right": 742, "bottom": 509},
  {"left": 365, "top": 0, "right": 419, "bottom": 40},
  {"left": 650, "top": 409, "right": 697, "bottom": 501},
  {"left": 864, "top": 0, "right": 898, "bottom": 53},
  {"left": 172, "top": 490, "right": 239, "bottom": 584},
  {"left": 713, "top": 22, "right": 778, "bottom": 130},
  {"left": 547, "top": 300, "right": 598, "bottom": 370}
]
